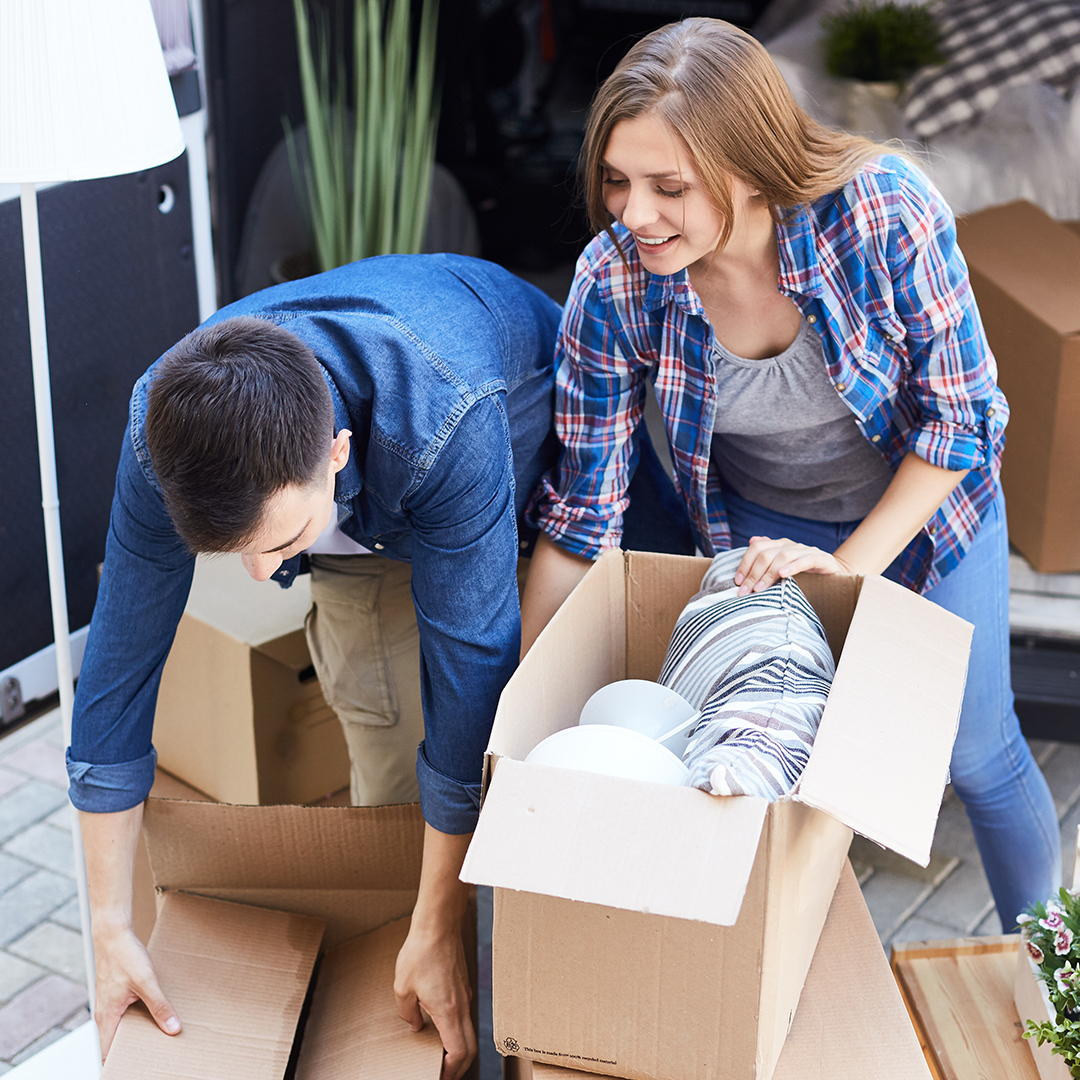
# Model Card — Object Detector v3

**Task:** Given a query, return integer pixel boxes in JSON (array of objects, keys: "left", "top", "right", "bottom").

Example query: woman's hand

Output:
[{"left": 734, "top": 536, "right": 854, "bottom": 596}]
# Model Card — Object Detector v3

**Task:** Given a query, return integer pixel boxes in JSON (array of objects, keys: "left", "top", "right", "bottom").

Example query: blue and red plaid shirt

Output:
[{"left": 534, "top": 155, "right": 1007, "bottom": 593}]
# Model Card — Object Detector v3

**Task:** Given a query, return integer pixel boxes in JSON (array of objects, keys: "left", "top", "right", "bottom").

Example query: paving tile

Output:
[
  {"left": 1039, "top": 743, "right": 1080, "bottom": 818},
  {"left": 0, "top": 781, "right": 68, "bottom": 845},
  {"left": 49, "top": 897, "right": 82, "bottom": 933},
  {"left": 44, "top": 806, "right": 71, "bottom": 832},
  {"left": 0, "top": 974, "right": 86, "bottom": 1060},
  {"left": 973, "top": 907, "right": 1004, "bottom": 936},
  {"left": 8, "top": 922, "right": 86, "bottom": 985},
  {"left": 40, "top": 723, "right": 66, "bottom": 751},
  {"left": 0, "top": 852, "right": 35, "bottom": 895},
  {"left": 3, "top": 823, "right": 75, "bottom": 877},
  {"left": 0, "top": 870, "right": 77, "bottom": 946},
  {"left": 0, "top": 769, "right": 25, "bottom": 801},
  {"left": 860, "top": 870, "right": 934, "bottom": 945},
  {"left": 1060, "top": 795, "right": 1080, "bottom": 886},
  {"left": 9, "top": 1026, "right": 68, "bottom": 1066},
  {"left": 889, "top": 915, "right": 970, "bottom": 946},
  {"left": 0, "top": 716, "right": 60, "bottom": 763},
  {"left": 915, "top": 858, "right": 994, "bottom": 935},
  {"left": 62, "top": 1004, "right": 90, "bottom": 1030},
  {"left": 1, "top": 742, "right": 67, "bottom": 789},
  {"left": 0, "top": 952, "right": 44, "bottom": 1004}
]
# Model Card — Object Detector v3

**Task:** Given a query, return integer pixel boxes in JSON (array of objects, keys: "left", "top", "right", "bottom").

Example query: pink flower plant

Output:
[
  {"left": 1040, "top": 909, "right": 1065, "bottom": 932},
  {"left": 1055, "top": 928, "right": 1074, "bottom": 956},
  {"left": 1054, "top": 966, "right": 1078, "bottom": 995},
  {"left": 1027, "top": 940, "right": 1044, "bottom": 963}
]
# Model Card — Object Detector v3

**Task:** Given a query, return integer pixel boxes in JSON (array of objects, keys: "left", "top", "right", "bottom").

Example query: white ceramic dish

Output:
[
  {"left": 578, "top": 680, "right": 699, "bottom": 758},
  {"left": 525, "top": 723, "right": 690, "bottom": 787}
]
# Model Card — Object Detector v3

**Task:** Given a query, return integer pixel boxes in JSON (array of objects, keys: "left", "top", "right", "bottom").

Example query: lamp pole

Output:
[{"left": 19, "top": 180, "right": 97, "bottom": 1035}]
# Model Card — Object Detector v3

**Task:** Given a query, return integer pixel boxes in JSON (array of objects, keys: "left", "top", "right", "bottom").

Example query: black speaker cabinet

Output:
[{"left": 0, "top": 157, "right": 200, "bottom": 674}]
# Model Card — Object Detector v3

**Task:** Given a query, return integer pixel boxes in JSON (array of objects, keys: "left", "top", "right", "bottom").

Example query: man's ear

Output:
[{"left": 329, "top": 428, "right": 352, "bottom": 474}]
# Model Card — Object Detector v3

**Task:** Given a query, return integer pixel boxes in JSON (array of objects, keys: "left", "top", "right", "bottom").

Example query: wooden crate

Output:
[{"left": 891, "top": 935, "right": 1039, "bottom": 1080}]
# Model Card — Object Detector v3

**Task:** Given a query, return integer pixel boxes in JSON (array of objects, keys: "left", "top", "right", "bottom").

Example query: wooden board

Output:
[{"left": 891, "top": 935, "right": 1040, "bottom": 1080}]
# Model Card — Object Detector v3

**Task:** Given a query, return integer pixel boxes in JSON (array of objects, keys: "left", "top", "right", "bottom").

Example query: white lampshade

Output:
[{"left": 0, "top": 0, "right": 185, "bottom": 182}]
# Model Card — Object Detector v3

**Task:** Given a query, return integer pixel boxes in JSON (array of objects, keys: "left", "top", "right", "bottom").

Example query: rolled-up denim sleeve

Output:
[
  {"left": 67, "top": 427, "right": 194, "bottom": 813},
  {"left": 406, "top": 396, "right": 522, "bottom": 834}
]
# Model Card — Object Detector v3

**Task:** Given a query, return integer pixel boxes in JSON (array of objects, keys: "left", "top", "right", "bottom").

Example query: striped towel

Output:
[
  {"left": 902, "top": 0, "right": 1080, "bottom": 138},
  {"left": 658, "top": 549, "right": 835, "bottom": 800}
]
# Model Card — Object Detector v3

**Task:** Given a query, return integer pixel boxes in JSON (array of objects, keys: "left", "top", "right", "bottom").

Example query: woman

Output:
[{"left": 520, "top": 18, "right": 1059, "bottom": 928}]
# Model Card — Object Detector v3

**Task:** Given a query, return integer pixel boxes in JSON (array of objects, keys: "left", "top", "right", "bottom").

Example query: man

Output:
[{"left": 68, "top": 253, "right": 561, "bottom": 1079}]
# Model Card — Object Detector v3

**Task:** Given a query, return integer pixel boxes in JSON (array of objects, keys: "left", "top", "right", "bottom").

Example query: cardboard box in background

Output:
[
  {"left": 104, "top": 798, "right": 475, "bottom": 1080},
  {"left": 505, "top": 864, "right": 933, "bottom": 1080},
  {"left": 463, "top": 550, "right": 971, "bottom": 1080},
  {"left": 956, "top": 201, "right": 1080, "bottom": 572},
  {"left": 153, "top": 553, "right": 349, "bottom": 804}
]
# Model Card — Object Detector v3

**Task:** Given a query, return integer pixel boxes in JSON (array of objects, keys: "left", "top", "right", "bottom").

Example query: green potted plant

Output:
[
  {"left": 821, "top": 0, "right": 943, "bottom": 98},
  {"left": 287, "top": 0, "right": 440, "bottom": 274}
]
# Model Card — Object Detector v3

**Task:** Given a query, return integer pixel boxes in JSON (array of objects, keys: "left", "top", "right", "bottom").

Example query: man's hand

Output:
[
  {"left": 394, "top": 918, "right": 476, "bottom": 1080},
  {"left": 735, "top": 536, "right": 852, "bottom": 595},
  {"left": 92, "top": 924, "right": 180, "bottom": 1060},
  {"left": 78, "top": 805, "right": 181, "bottom": 1061},
  {"left": 395, "top": 824, "right": 476, "bottom": 1080}
]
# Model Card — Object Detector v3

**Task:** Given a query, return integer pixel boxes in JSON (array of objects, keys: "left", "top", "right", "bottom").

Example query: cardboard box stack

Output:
[
  {"left": 956, "top": 201, "right": 1080, "bottom": 572},
  {"left": 506, "top": 863, "right": 935, "bottom": 1080},
  {"left": 103, "top": 798, "right": 461, "bottom": 1079},
  {"left": 463, "top": 550, "right": 971, "bottom": 1080},
  {"left": 153, "top": 553, "right": 349, "bottom": 804}
]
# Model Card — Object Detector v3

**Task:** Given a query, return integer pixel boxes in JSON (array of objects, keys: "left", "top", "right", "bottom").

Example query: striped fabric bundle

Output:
[
  {"left": 658, "top": 549, "right": 835, "bottom": 801},
  {"left": 902, "top": 0, "right": 1080, "bottom": 138}
]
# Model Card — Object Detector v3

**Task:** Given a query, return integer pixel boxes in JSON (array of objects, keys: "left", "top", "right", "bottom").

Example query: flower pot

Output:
[{"left": 1015, "top": 948, "right": 1077, "bottom": 1080}]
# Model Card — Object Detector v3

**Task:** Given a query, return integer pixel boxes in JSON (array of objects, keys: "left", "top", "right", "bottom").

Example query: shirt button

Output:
[
  {"left": 520, "top": 540, "right": 529, "bottom": 550},
  {"left": 871, "top": 434, "right": 881, "bottom": 443},
  {"left": 374, "top": 542, "right": 384, "bottom": 550},
  {"left": 806, "top": 314, "right": 817, "bottom": 324},
  {"left": 987, "top": 406, "right": 996, "bottom": 417},
  {"left": 928, "top": 525, "right": 937, "bottom": 537},
  {"left": 835, "top": 382, "right": 846, "bottom": 392}
]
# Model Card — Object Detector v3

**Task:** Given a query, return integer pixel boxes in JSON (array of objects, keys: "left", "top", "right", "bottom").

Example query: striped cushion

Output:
[{"left": 658, "top": 549, "right": 835, "bottom": 800}]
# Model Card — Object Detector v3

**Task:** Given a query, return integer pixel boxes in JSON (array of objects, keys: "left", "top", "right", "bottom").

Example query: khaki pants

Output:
[{"left": 304, "top": 554, "right": 424, "bottom": 806}]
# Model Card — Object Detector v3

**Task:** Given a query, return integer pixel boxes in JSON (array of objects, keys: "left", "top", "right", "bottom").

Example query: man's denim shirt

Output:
[{"left": 67, "top": 254, "right": 560, "bottom": 835}]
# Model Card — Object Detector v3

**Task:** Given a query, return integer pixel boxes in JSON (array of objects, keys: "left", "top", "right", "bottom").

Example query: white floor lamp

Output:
[{"left": 0, "top": 0, "right": 185, "bottom": 1059}]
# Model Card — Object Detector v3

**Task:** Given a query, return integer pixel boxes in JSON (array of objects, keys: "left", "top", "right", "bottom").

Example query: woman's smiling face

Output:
[{"left": 601, "top": 111, "right": 744, "bottom": 275}]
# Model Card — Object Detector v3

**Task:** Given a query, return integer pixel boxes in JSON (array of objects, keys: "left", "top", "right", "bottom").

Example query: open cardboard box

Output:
[
  {"left": 153, "top": 553, "right": 350, "bottom": 805},
  {"left": 505, "top": 862, "right": 933, "bottom": 1080},
  {"left": 462, "top": 551, "right": 972, "bottom": 1080},
  {"left": 955, "top": 201, "right": 1080, "bottom": 572},
  {"left": 102, "top": 797, "right": 469, "bottom": 1080}
]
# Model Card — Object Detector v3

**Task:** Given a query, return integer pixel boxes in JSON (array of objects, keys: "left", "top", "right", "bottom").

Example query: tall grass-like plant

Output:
[
  {"left": 821, "top": 1, "right": 942, "bottom": 85},
  {"left": 288, "top": 0, "right": 440, "bottom": 272}
]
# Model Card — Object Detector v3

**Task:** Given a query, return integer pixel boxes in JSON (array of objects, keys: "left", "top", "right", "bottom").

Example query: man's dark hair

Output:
[{"left": 145, "top": 316, "right": 334, "bottom": 552}]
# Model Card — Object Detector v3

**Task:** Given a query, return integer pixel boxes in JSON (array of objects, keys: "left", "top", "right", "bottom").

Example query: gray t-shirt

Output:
[{"left": 711, "top": 318, "right": 893, "bottom": 522}]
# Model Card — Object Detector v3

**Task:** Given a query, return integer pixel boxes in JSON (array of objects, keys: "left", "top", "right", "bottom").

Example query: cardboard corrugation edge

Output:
[
  {"left": 791, "top": 574, "right": 972, "bottom": 867},
  {"left": 142, "top": 799, "right": 425, "bottom": 891}
]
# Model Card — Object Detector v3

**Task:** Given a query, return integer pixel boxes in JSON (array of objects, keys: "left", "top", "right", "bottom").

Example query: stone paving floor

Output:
[{"left": 1, "top": 707, "right": 1077, "bottom": 1076}]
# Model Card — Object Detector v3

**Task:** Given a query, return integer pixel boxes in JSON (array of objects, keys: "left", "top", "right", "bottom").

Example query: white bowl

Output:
[
  {"left": 579, "top": 680, "right": 699, "bottom": 758},
  {"left": 524, "top": 724, "right": 690, "bottom": 786}
]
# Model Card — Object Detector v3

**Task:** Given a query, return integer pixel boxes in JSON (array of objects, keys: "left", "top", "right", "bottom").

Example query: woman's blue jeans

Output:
[{"left": 721, "top": 483, "right": 1061, "bottom": 929}]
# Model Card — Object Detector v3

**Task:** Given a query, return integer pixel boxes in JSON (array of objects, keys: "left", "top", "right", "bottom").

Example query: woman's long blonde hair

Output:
[{"left": 582, "top": 18, "right": 900, "bottom": 251}]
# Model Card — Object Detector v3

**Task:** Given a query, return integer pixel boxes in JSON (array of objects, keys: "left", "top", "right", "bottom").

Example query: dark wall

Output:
[{"left": 0, "top": 159, "right": 200, "bottom": 672}]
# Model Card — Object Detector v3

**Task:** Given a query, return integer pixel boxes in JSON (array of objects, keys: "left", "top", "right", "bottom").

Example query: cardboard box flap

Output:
[
  {"left": 101, "top": 892, "right": 324, "bottom": 1079},
  {"left": 793, "top": 575, "right": 972, "bottom": 866},
  {"left": 143, "top": 800, "right": 424, "bottom": 891},
  {"left": 486, "top": 551, "right": 627, "bottom": 770},
  {"left": 295, "top": 915, "right": 443, "bottom": 1079},
  {"left": 186, "top": 552, "right": 313, "bottom": 649},
  {"left": 461, "top": 758, "right": 769, "bottom": 925},
  {"left": 956, "top": 201, "right": 1080, "bottom": 336}
]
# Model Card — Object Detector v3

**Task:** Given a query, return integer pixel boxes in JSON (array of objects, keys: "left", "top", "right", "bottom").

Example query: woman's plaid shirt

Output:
[{"left": 534, "top": 155, "right": 1007, "bottom": 593}]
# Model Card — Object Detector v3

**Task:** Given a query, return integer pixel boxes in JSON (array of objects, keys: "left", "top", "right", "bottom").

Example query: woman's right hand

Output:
[
  {"left": 734, "top": 536, "right": 853, "bottom": 596},
  {"left": 92, "top": 924, "right": 180, "bottom": 1060}
]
